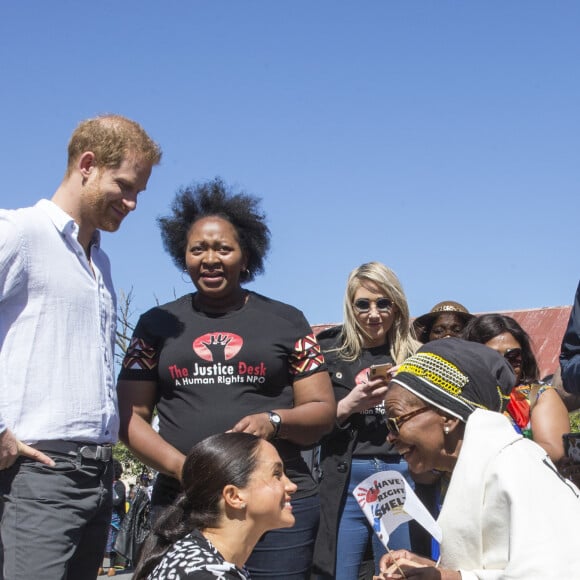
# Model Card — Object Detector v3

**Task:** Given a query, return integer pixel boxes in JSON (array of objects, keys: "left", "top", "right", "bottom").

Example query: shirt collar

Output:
[{"left": 36, "top": 199, "right": 101, "bottom": 248}]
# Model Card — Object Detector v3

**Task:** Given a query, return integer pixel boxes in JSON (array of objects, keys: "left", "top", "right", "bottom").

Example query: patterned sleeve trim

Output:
[
  {"left": 122, "top": 337, "right": 159, "bottom": 371},
  {"left": 289, "top": 333, "right": 325, "bottom": 376}
]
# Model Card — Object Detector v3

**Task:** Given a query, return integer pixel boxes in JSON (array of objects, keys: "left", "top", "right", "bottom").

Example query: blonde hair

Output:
[
  {"left": 337, "top": 262, "right": 420, "bottom": 363},
  {"left": 66, "top": 114, "right": 162, "bottom": 176}
]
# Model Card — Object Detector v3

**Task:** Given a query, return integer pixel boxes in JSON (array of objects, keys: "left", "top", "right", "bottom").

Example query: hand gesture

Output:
[
  {"left": 228, "top": 413, "right": 276, "bottom": 439},
  {"left": 377, "top": 549, "right": 459, "bottom": 580},
  {"left": 0, "top": 429, "right": 55, "bottom": 470},
  {"left": 339, "top": 372, "right": 392, "bottom": 418}
]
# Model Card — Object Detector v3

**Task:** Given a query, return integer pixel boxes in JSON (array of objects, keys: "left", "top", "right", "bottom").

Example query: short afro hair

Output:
[{"left": 158, "top": 177, "right": 270, "bottom": 283}]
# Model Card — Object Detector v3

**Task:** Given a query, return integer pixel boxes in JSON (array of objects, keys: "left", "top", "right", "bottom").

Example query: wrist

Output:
[
  {"left": 168, "top": 453, "right": 186, "bottom": 482},
  {"left": 337, "top": 399, "right": 353, "bottom": 421},
  {"left": 267, "top": 411, "right": 282, "bottom": 439}
]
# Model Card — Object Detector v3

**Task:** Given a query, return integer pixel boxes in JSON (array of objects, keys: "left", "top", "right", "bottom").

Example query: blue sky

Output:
[{"left": 2, "top": 1, "right": 579, "bottom": 328}]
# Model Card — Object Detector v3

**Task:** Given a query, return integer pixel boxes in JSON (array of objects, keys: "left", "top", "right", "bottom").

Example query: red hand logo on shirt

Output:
[{"left": 193, "top": 333, "right": 243, "bottom": 362}]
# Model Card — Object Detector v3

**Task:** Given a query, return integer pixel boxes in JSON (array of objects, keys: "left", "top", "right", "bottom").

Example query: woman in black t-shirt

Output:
[
  {"left": 118, "top": 179, "right": 335, "bottom": 580},
  {"left": 312, "top": 262, "right": 421, "bottom": 580}
]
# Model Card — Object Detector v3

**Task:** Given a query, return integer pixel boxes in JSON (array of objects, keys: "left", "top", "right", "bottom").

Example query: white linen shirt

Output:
[{"left": 0, "top": 199, "right": 118, "bottom": 443}]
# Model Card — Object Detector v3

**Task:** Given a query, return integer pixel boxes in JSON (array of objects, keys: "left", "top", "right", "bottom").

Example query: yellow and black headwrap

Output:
[{"left": 391, "top": 338, "right": 515, "bottom": 422}]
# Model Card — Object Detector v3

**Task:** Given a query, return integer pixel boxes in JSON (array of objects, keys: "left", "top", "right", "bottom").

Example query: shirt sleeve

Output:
[
  {"left": 0, "top": 213, "right": 27, "bottom": 434},
  {"left": 289, "top": 332, "right": 326, "bottom": 379},
  {"left": 560, "top": 281, "right": 580, "bottom": 394},
  {"left": 117, "top": 312, "right": 162, "bottom": 382},
  {"left": 0, "top": 212, "right": 26, "bottom": 304}
]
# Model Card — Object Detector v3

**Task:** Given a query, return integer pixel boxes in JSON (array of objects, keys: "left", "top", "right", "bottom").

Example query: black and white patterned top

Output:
[{"left": 147, "top": 529, "right": 251, "bottom": 579}]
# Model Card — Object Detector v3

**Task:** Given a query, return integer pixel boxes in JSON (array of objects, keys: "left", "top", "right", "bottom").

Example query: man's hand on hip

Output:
[{"left": 0, "top": 428, "right": 55, "bottom": 470}]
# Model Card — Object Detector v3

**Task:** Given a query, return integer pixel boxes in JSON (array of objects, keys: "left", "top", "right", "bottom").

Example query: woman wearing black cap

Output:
[{"left": 376, "top": 338, "right": 580, "bottom": 579}]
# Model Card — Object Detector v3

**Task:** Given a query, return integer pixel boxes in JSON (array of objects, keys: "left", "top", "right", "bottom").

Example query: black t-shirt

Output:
[
  {"left": 119, "top": 291, "right": 326, "bottom": 503},
  {"left": 322, "top": 338, "right": 397, "bottom": 457},
  {"left": 348, "top": 347, "right": 396, "bottom": 456}
]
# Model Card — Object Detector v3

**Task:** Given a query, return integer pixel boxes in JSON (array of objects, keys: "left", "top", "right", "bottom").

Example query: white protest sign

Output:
[{"left": 353, "top": 470, "right": 442, "bottom": 548}]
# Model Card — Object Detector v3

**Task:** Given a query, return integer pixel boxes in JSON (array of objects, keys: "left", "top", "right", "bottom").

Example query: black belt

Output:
[
  {"left": 352, "top": 455, "right": 402, "bottom": 462},
  {"left": 32, "top": 440, "right": 113, "bottom": 462}
]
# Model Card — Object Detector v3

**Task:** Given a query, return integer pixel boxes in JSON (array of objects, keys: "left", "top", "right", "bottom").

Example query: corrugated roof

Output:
[{"left": 312, "top": 305, "right": 572, "bottom": 378}]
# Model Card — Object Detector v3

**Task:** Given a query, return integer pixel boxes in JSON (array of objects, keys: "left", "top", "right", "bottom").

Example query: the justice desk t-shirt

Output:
[{"left": 119, "top": 291, "right": 327, "bottom": 503}]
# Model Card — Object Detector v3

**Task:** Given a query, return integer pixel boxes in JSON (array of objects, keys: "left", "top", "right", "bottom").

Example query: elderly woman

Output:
[{"left": 376, "top": 338, "right": 580, "bottom": 579}]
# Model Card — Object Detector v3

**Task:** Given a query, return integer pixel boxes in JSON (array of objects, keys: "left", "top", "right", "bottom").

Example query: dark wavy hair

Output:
[
  {"left": 158, "top": 178, "right": 270, "bottom": 283},
  {"left": 133, "top": 432, "right": 262, "bottom": 580},
  {"left": 462, "top": 313, "right": 540, "bottom": 384}
]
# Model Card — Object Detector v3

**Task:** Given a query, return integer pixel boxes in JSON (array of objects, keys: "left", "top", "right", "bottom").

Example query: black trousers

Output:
[{"left": 0, "top": 453, "right": 113, "bottom": 579}]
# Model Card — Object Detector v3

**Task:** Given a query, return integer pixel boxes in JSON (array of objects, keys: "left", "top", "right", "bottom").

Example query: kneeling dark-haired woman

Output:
[{"left": 134, "top": 432, "right": 297, "bottom": 579}]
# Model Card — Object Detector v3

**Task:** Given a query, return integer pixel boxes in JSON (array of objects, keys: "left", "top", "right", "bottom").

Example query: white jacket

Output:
[{"left": 438, "top": 409, "right": 580, "bottom": 579}]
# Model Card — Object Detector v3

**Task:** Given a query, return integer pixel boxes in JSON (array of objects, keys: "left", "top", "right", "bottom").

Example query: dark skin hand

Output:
[{"left": 376, "top": 551, "right": 460, "bottom": 580}]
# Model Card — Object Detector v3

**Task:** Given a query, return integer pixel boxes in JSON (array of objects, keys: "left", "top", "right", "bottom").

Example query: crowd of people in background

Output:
[{"left": 1, "top": 114, "right": 580, "bottom": 580}]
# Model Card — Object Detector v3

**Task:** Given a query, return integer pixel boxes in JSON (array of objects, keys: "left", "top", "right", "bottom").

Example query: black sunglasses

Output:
[
  {"left": 353, "top": 298, "right": 393, "bottom": 313},
  {"left": 386, "top": 406, "right": 431, "bottom": 435},
  {"left": 503, "top": 347, "right": 523, "bottom": 367}
]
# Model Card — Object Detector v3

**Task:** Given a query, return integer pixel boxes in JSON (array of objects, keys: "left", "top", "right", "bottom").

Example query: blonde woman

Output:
[{"left": 313, "top": 262, "right": 421, "bottom": 580}]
